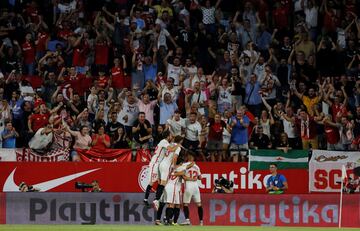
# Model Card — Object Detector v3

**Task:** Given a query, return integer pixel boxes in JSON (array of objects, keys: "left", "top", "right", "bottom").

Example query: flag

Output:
[
  {"left": 341, "top": 165, "right": 347, "bottom": 180},
  {"left": 76, "top": 148, "right": 132, "bottom": 162},
  {"left": 249, "top": 149, "right": 308, "bottom": 170}
]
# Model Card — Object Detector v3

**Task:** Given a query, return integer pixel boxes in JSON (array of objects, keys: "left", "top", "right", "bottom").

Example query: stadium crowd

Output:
[{"left": 0, "top": 0, "right": 360, "bottom": 162}]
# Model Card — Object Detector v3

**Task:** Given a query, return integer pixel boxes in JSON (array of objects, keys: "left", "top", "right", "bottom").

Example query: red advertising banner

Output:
[
  {"left": 189, "top": 194, "right": 360, "bottom": 227},
  {"left": 76, "top": 149, "right": 132, "bottom": 162},
  {"left": 0, "top": 162, "right": 308, "bottom": 193},
  {"left": 0, "top": 193, "right": 5, "bottom": 224}
]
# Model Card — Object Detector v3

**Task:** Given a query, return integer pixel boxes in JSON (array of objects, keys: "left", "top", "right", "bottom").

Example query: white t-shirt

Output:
[
  {"left": 305, "top": 7, "right": 318, "bottom": 28},
  {"left": 117, "top": 101, "right": 139, "bottom": 126},
  {"left": 162, "top": 86, "right": 179, "bottom": 101},
  {"left": 280, "top": 116, "right": 297, "bottom": 138},
  {"left": 167, "top": 118, "right": 186, "bottom": 136},
  {"left": 57, "top": 1, "right": 77, "bottom": 13},
  {"left": 185, "top": 120, "right": 202, "bottom": 141},
  {"left": 217, "top": 86, "right": 232, "bottom": 104},
  {"left": 157, "top": 28, "right": 170, "bottom": 49},
  {"left": 167, "top": 64, "right": 182, "bottom": 85}
]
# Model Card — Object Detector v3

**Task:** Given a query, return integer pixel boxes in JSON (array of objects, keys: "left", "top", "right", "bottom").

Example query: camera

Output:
[
  {"left": 75, "top": 181, "right": 102, "bottom": 192},
  {"left": 213, "top": 177, "right": 234, "bottom": 193},
  {"left": 75, "top": 182, "right": 93, "bottom": 192}
]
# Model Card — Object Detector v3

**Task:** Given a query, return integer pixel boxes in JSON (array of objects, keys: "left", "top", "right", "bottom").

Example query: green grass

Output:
[{"left": 0, "top": 225, "right": 358, "bottom": 231}]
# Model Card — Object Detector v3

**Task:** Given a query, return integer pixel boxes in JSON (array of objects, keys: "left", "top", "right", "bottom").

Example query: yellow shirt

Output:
[
  {"left": 302, "top": 95, "right": 319, "bottom": 116},
  {"left": 153, "top": 5, "right": 173, "bottom": 17}
]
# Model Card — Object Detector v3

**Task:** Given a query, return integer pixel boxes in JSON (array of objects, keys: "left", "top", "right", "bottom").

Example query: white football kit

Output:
[
  {"left": 159, "top": 143, "right": 181, "bottom": 181},
  {"left": 148, "top": 139, "right": 170, "bottom": 183},
  {"left": 183, "top": 162, "right": 202, "bottom": 204},
  {"left": 164, "top": 165, "right": 186, "bottom": 205}
]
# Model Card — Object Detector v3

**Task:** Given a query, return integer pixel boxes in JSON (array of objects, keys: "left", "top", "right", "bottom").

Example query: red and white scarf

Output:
[{"left": 301, "top": 115, "right": 310, "bottom": 139}]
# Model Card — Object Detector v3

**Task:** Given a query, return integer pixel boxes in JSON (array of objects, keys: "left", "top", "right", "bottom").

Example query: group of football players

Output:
[{"left": 143, "top": 130, "right": 203, "bottom": 226}]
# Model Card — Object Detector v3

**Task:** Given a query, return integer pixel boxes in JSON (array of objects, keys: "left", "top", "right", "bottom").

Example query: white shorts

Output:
[
  {"left": 159, "top": 162, "right": 172, "bottom": 182},
  {"left": 164, "top": 183, "right": 182, "bottom": 205},
  {"left": 183, "top": 182, "right": 201, "bottom": 204},
  {"left": 148, "top": 160, "right": 159, "bottom": 183},
  {"left": 230, "top": 143, "right": 249, "bottom": 157}
]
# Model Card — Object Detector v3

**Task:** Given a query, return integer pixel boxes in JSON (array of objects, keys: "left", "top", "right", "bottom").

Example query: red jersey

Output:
[
  {"left": 111, "top": 66, "right": 125, "bottom": 89},
  {"left": 273, "top": 7, "right": 289, "bottom": 29},
  {"left": 95, "top": 42, "right": 110, "bottom": 65},
  {"left": 29, "top": 113, "right": 50, "bottom": 132},
  {"left": 324, "top": 124, "right": 340, "bottom": 145},
  {"left": 57, "top": 29, "right": 73, "bottom": 41},
  {"left": 22, "top": 41, "right": 35, "bottom": 64},
  {"left": 331, "top": 104, "right": 348, "bottom": 121},
  {"left": 36, "top": 32, "right": 49, "bottom": 52},
  {"left": 73, "top": 43, "right": 88, "bottom": 67},
  {"left": 245, "top": 111, "right": 255, "bottom": 137},
  {"left": 97, "top": 76, "right": 109, "bottom": 89},
  {"left": 26, "top": 6, "right": 40, "bottom": 24},
  {"left": 208, "top": 119, "right": 226, "bottom": 141},
  {"left": 91, "top": 134, "right": 110, "bottom": 151},
  {"left": 69, "top": 73, "right": 85, "bottom": 95}
]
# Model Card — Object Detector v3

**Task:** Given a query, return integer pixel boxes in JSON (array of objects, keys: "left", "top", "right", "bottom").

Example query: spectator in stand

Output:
[
  {"left": 111, "top": 56, "right": 127, "bottom": 92},
  {"left": 137, "top": 93, "right": 157, "bottom": 127},
  {"left": 207, "top": 113, "right": 226, "bottom": 162},
  {"left": 66, "top": 125, "right": 92, "bottom": 161},
  {"left": 183, "top": 112, "right": 202, "bottom": 155},
  {"left": 22, "top": 33, "right": 36, "bottom": 75},
  {"left": 249, "top": 126, "right": 272, "bottom": 150},
  {"left": 230, "top": 106, "right": 250, "bottom": 162},
  {"left": 2, "top": 120, "right": 19, "bottom": 148},
  {"left": 106, "top": 111, "right": 124, "bottom": 138},
  {"left": 275, "top": 132, "right": 291, "bottom": 153},
  {"left": 295, "top": 108, "right": 318, "bottom": 150},
  {"left": 158, "top": 88, "right": 178, "bottom": 126},
  {"left": 112, "top": 126, "right": 130, "bottom": 149},
  {"left": 132, "top": 112, "right": 152, "bottom": 155},
  {"left": 91, "top": 125, "right": 111, "bottom": 151},
  {"left": 166, "top": 110, "right": 185, "bottom": 136},
  {"left": 244, "top": 73, "right": 262, "bottom": 118}
]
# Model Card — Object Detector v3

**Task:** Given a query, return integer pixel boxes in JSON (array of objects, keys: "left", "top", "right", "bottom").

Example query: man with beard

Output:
[{"left": 293, "top": 85, "right": 323, "bottom": 117}]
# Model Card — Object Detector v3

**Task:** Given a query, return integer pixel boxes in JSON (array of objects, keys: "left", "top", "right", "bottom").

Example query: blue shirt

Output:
[
  {"left": 266, "top": 174, "right": 287, "bottom": 189},
  {"left": 159, "top": 101, "right": 178, "bottom": 125},
  {"left": 244, "top": 81, "right": 262, "bottom": 105},
  {"left": 2, "top": 129, "right": 16, "bottom": 148},
  {"left": 9, "top": 98, "right": 24, "bottom": 120},
  {"left": 230, "top": 115, "right": 249, "bottom": 145},
  {"left": 256, "top": 31, "right": 272, "bottom": 51},
  {"left": 143, "top": 64, "right": 157, "bottom": 82}
]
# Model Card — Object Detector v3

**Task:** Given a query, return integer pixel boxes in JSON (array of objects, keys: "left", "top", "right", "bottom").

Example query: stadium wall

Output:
[{"left": 1, "top": 192, "right": 359, "bottom": 227}]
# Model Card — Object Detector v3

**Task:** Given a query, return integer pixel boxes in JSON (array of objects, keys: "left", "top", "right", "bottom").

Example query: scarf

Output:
[{"left": 301, "top": 115, "right": 310, "bottom": 139}]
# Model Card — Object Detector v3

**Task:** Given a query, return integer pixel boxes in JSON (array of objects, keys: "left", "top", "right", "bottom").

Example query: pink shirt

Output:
[
  {"left": 137, "top": 100, "right": 157, "bottom": 125},
  {"left": 73, "top": 131, "right": 92, "bottom": 150}
]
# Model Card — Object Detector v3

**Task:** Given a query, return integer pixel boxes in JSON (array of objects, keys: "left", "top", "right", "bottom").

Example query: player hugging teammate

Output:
[{"left": 143, "top": 133, "right": 203, "bottom": 226}]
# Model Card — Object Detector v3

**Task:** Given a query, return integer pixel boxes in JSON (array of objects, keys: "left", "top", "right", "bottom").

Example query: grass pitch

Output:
[{"left": 0, "top": 225, "right": 358, "bottom": 231}]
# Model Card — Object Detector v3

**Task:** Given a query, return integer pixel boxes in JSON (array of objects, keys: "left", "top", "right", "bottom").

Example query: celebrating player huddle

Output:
[{"left": 143, "top": 130, "right": 203, "bottom": 226}]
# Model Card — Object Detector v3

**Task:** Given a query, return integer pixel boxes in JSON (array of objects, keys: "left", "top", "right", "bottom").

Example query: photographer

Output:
[
  {"left": 212, "top": 177, "right": 234, "bottom": 194},
  {"left": 266, "top": 163, "right": 288, "bottom": 194},
  {"left": 75, "top": 180, "right": 102, "bottom": 192}
]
